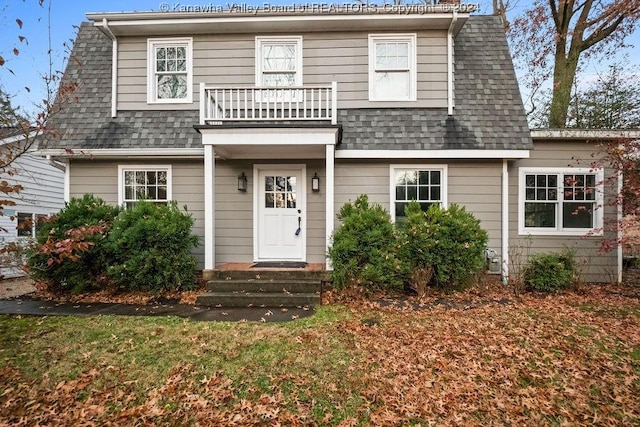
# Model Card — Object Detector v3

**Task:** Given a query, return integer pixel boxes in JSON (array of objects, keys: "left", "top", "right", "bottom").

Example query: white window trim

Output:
[
  {"left": 518, "top": 167, "right": 604, "bottom": 236},
  {"left": 16, "top": 212, "right": 50, "bottom": 239},
  {"left": 118, "top": 165, "right": 173, "bottom": 207},
  {"left": 390, "top": 164, "right": 448, "bottom": 222},
  {"left": 255, "top": 36, "right": 303, "bottom": 87},
  {"left": 147, "top": 38, "right": 193, "bottom": 104},
  {"left": 369, "top": 33, "right": 417, "bottom": 102}
]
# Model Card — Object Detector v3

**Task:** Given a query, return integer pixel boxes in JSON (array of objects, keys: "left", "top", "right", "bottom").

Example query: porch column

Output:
[
  {"left": 204, "top": 145, "right": 215, "bottom": 270},
  {"left": 325, "top": 144, "right": 335, "bottom": 270}
]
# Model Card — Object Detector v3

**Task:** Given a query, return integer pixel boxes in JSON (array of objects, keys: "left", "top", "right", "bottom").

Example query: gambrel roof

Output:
[{"left": 43, "top": 15, "right": 532, "bottom": 152}]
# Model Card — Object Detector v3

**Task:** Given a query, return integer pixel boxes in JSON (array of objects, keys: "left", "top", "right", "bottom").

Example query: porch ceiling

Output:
[{"left": 214, "top": 144, "right": 326, "bottom": 160}]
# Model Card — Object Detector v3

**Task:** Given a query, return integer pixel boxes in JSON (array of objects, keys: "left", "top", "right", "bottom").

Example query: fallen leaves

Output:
[{"left": 1, "top": 284, "right": 639, "bottom": 425}]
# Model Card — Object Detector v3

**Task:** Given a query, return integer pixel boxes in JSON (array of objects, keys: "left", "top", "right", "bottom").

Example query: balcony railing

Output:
[{"left": 199, "top": 82, "right": 337, "bottom": 125}]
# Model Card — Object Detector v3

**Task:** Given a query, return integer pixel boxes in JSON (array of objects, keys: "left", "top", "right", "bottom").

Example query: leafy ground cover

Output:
[{"left": 1, "top": 283, "right": 639, "bottom": 425}]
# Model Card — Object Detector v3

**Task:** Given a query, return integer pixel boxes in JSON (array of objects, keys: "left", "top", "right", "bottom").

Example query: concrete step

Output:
[
  {"left": 206, "top": 279, "right": 321, "bottom": 294},
  {"left": 196, "top": 292, "right": 320, "bottom": 308},
  {"left": 206, "top": 269, "right": 329, "bottom": 282}
]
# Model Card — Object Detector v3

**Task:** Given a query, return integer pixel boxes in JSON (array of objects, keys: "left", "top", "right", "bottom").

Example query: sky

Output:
[{"left": 1, "top": 0, "right": 638, "bottom": 117}]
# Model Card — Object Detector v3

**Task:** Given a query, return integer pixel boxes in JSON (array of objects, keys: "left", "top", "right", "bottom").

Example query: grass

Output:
[{"left": 1, "top": 286, "right": 640, "bottom": 425}]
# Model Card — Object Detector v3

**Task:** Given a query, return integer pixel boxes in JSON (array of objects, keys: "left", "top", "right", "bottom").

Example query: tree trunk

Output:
[{"left": 549, "top": 48, "right": 580, "bottom": 128}]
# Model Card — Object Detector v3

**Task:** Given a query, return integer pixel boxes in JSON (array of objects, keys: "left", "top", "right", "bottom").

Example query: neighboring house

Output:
[
  {"left": 38, "top": 6, "right": 623, "bottom": 283},
  {"left": 0, "top": 129, "right": 65, "bottom": 277}
]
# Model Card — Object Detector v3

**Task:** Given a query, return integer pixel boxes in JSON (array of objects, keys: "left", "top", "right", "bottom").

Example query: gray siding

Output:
[
  {"left": 117, "top": 30, "right": 448, "bottom": 111},
  {"left": 334, "top": 160, "right": 504, "bottom": 253},
  {"left": 69, "top": 158, "right": 327, "bottom": 267},
  {"left": 448, "top": 161, "right": 502, "bottom": 252},
  {"left": 69, "top": 159, "right": 206, "bottom": 267},
  {"left": 509, "top": 142, "right": 618, "bottom": 283},
  {"left": 213, "top": 160, "right": 327, "bottom": 265},
  {"left": 0, "top": 153, "right": 65, "bottom": 243}
]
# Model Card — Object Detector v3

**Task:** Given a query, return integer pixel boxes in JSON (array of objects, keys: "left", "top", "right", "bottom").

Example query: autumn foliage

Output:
[
  {"left": 27, "top": 195, "right": 199, "bottom": 294},
  {"left": 27, "top": 194, "right": 120, "bottom": 293},
  {"left": 1, "top": 283, "right": 639, "bottom": 425}
]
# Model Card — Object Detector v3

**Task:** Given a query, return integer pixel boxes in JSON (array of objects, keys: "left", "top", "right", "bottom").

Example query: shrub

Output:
[
  {"left": 27, "top": 194, "right": 121, "bottom": 293},
  {"left": 398, "top": 202, "right": 488, "bottom": 291},
  {"left": 328, "top": 194, "right": 405, "bottom": 293},
  {"left": 523, "top": 250, "right": 576, "bottom": 292},
  {"left": 106, "top": 201, "right": 199, "bottom": 292}
]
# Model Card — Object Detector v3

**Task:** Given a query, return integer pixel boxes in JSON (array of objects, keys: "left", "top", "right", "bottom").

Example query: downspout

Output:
[
  {"left": 447, "top": 11, "right": 457, "bottom": 116},
  {"left": 46, "top": 155, "right": 69, "bottom": 202},
  {"left": 618, "top": 170, "right": 623, "bottom": 283},
  {"left": 102, "top": 19, "right": 118, "bottom": 118},
  {"left": 502, "top": 159, "right": 509, "bottom": 284}
]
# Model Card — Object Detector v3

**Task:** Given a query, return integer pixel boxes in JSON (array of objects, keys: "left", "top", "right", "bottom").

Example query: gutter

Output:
[
  {"left": 39, "top": 148, "right": 205, "bottom": 158},
  {"left": 446, "top": 11, "right": 457, "bottom": 116},
  {"left": 101, "top": 18, "right": 118, "bottom": 118}
]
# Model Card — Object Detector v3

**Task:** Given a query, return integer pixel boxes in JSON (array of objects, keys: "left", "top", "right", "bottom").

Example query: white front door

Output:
[{"left": 255, "top": 166, "right": 306, "bottom": 261}]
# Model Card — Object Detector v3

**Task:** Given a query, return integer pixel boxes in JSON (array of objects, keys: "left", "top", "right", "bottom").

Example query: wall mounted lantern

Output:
[
  {"left": 311, "top": 173, "right": 320, "bottom": 192},
  {"left": 238, "top": 172, "right": 248, "bottom": 192}
]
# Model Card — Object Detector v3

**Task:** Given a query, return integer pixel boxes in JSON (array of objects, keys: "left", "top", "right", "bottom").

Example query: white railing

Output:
[{"left": 199, "top": 82, "right": 337, "bottom": 125}]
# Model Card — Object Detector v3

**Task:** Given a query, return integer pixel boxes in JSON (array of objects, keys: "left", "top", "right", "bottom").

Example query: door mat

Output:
[{"left": 251, "top": 262, "right": 308, "bottom": 269}]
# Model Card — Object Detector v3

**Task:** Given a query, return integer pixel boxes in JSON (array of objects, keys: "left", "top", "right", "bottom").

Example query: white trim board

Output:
[
  {"left": 38, "top": 148, "right": 205, "bottom": 158},
  {"left": 199, "top": 128, "right": 339, "bottom": 146}
]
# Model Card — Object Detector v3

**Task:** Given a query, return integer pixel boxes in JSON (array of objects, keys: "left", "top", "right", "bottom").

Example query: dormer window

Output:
[
  {"left": 369, "top": 34, "right": 417, "bottom": 101},
  {"left": 255, "top": 36, "right": 303, "bottom": 87},
  {"left": 147, "top": 38, "right": 193, "bottom": 103}
]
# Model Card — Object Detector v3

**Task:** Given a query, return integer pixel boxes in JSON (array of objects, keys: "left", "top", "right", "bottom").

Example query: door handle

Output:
[{"left": 295, "top": 216, "right": 301, "bottom": 236}]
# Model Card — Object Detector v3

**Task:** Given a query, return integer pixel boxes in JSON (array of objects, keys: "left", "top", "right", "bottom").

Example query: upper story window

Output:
[
  {"left": 369, "top": 34, "right": 417, "bottom": 102},
  {"left": 390, "top": 165, "right": 447, "bottom": 222},
  {"left": 518, "top": 167, "right": 604, "bottom": 236},
  {"left": 147, "top": 38, "right": 193, "bottom": 103},
  {"left": 118, "top": 165, "right": 172, "bottom": 209},
  {"left": 255, "top": 36, "right": 303, "bottom": 87}
]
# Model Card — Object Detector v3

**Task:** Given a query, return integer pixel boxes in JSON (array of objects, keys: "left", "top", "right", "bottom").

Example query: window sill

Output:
[
  {"left": 147, "top": 99, "right": 193, "bottom": 105},
  {"left": 518, "top": 229, "right": 603, "bottom": 237}
]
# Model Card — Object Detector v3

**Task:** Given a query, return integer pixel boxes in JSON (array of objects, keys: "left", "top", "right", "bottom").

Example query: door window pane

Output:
[{"left": 264, "top": 175, "right": 296, "bottom": 209}]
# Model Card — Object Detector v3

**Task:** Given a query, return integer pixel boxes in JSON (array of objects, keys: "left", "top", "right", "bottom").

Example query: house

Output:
[
  {"left": 0, "top": 129, "right": 65, "bottom": 277},
  {"left": 38, "top": 5, "right": 622, "bottom": 284}
]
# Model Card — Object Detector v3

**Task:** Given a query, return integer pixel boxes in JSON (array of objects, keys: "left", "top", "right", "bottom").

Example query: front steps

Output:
[{"left": 196, "top": 269, "right": 327, "bottom": 308}]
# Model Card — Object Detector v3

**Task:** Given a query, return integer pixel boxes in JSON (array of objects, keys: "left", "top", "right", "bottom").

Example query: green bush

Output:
[
  {"left": 106, "top": 201, "right": 199, "bottom": 292},
  {"left": 523, "top": 250, "right": 576, "bottom": 292},
  {"left": 328, "top": 195, "right": 405, "bottom": 293},
  {"left": 27, "top": 194, "right": 121, "bottom": 293},
  {"left": 398, "top": 202, "right": 488, "bottom": 290}
]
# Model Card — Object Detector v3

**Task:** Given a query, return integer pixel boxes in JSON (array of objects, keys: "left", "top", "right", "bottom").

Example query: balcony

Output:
[{"left": 199, "top": 83, "right": 337, "bottom": 126}]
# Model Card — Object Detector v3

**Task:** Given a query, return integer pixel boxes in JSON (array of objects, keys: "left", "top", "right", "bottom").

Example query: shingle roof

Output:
[
  {"left": 43, "top": 23, "right": 201, "bottom": 150},
  {"left": 339, "top": 15, "right": 532, "bottom": 151},
  {"left": 45, "top": 16, "right": 532, "bottom": 152}
]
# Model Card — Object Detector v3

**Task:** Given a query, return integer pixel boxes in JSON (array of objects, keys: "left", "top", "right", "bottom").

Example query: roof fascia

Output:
[{"left": 88, "top": 10, "right": 471, "bottom": 37}]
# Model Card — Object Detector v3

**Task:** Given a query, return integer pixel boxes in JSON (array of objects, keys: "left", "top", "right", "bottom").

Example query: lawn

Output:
[{"left": 1, "top": 285, "right": 639, "bottom": 425}]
